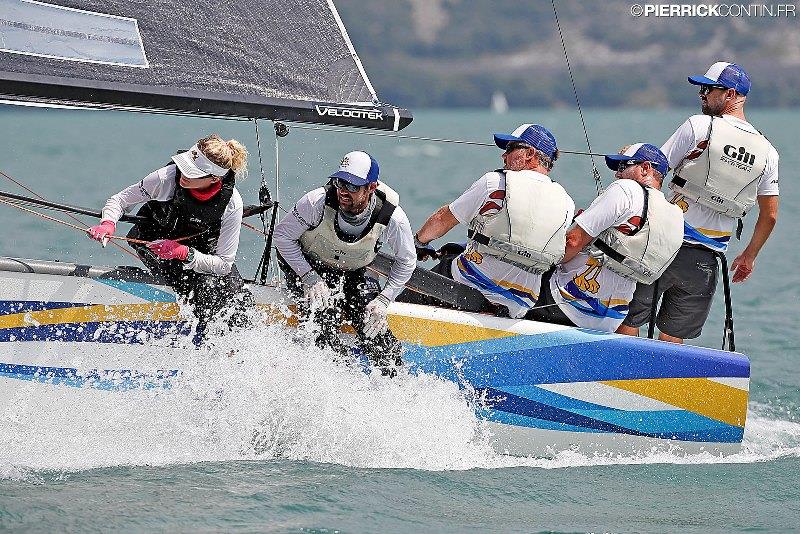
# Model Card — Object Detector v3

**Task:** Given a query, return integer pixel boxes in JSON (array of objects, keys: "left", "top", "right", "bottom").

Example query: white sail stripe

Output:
[
  {"left": 707, "top": 377, "right": 750, "bottom": 390},
  {"left": 326, "top": 0, "right": 378, "bottom": 101},
  {"left": 537, "top": 382, "right": 679, "bottom": 411}
]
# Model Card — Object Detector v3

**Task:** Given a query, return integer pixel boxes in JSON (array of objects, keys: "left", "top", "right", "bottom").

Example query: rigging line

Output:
[
  {"left": 0, "top": 171, "right": 139, "bottom": 259},
  {"left": 253, "top": 119, "right": 267, "bottom": 188},
  {"left": 283, "top": 123, "right": 605, "bottom": 156},
  {"left": 0, "top": 197, "right": 202, "bottom": 245},
  {"left": 551, "top": 0, "right": 604, "bottom": 196}
]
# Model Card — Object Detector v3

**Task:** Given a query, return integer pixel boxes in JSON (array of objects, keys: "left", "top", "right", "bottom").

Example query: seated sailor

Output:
[
  {"left": 414, "top": 123, "right": 575, "bottom": 319},
  {"left": 273, "top": 151, "right": 416, "bottom": 374},
  {"left": 87, "top": 134, "right": 253, "bottom": 334},
  {"left": 526, "top": 143, "right": 684, "bottom": 332}
]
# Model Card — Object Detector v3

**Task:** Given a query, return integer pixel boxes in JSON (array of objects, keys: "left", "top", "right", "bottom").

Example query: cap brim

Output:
[
  {"left": 493, "top": 133, "right": 524, "bottom": 150},
  {"left": 688, "top": 75, "right": 720, "bottom": 86},
  {"left": 604, "top": 153, "right": 633, "bottom": 171},
  {"left": 172, "top": 154, "right": 210, "bottom": 179},
  {"left": 330, "top": 170, "right": 370, "bottom": 186}
]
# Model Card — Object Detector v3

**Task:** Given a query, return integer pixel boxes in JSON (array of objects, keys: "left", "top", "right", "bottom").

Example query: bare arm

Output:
[
  {"left": 730, "top": 195, "right": 779, "bottom": 283},
  {"left": 415, "top": 205, "right": 460, "bottom": 244},
  {"left": 562, "top": 225, "right": 594, "bottom": 264}
]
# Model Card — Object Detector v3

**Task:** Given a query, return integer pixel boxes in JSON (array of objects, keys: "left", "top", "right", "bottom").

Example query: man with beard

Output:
[
  {"left": 274, "top": 151, "right": 415, "bottom": 375},
  {"left": 618, "top": 62, "right": 780, "bottom": 343}
]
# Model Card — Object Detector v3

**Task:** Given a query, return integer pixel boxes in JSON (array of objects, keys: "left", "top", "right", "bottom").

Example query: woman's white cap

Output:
[{"left": 172, "top": 144, "right": 229, "bottom": 179}]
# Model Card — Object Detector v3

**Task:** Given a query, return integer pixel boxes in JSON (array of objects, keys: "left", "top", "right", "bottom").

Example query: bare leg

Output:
[
  {"left": 658, "top": 332, "right": 684, "bottom": 344},
  {"left": 616, "top": 324, "right": 640, "bottom": 336}
]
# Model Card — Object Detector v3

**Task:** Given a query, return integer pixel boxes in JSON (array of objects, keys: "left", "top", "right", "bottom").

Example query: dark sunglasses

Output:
[
  {"left": 332, "top": 177, "right": 365, "bottom": 193},
  {"left": 615, "top": 160, "right": 647, "bottom": 172},
  {"left": 698, "top": 84, "right": 727, "bottom": 95},
  {"left": 504, "top": 142, "right": 532, "bottom": 153}
]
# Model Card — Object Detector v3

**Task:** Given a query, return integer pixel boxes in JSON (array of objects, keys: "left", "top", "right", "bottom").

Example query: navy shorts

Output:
[{"left": 623, "top": 245, "right": 718, "bottom": 339}]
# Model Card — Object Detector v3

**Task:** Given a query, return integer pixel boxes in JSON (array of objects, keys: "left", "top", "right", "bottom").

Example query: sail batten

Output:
[{"left": 0, "top": 0, "right": 411, "bottom": 130}]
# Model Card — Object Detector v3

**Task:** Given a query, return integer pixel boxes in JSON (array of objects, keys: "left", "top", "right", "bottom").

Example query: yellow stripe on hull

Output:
[
  {"left": 601, "top": 378, "right": 748, "bottom": 427},
  {"left": 0, "top": 303, "right": 181, "bottom": 329},
  {"left": 387, "top": 314, "right": 515, "bottom": 347}
]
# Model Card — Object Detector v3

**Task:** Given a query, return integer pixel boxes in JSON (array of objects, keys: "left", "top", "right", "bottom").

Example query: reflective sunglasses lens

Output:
[{"left": 334, "top": 178, "right": 360, "bottom": 192}]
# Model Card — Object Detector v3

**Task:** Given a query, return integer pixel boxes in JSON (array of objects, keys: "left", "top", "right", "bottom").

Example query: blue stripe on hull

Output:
[
  {"left": 481, "top": 387, "right": 743, "bottom": 443},
  {"left": 404, "top": 331, "right": 749, "bottom": 385},
  {"left": 0, "top": 300, "right": 87, "bottom": 315},
  {"left": 0, "top": 321, "right": 193, "bottom": 344},
  {"left": 0, "top": 363, "right": 178, "bottom": 390}
]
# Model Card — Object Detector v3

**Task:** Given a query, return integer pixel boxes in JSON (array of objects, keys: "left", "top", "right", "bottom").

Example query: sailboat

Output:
[{"left": 0, "top": 0, "right": 748, "bottom": 456}]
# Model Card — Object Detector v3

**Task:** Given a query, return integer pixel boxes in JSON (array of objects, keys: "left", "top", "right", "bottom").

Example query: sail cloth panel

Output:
[{"left": 0, "top": 0, "right": 412, "bottom": 130}]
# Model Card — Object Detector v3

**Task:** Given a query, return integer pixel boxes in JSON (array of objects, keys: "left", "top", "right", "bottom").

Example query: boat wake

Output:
[{"left": 1, "top": 323, "right": 798, "bottom": 480}]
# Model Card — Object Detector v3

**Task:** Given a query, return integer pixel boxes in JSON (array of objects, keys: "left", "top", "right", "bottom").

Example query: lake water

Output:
[{"left": 0, "top": 106, "right": 798, "bottom": 532}]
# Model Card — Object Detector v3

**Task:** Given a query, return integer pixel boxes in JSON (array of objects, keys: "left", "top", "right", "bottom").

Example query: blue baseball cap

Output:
[
  {"left": 605, "top": 143, "right": 669, "bottom": 177},
  {"left": 493, "top": 123, "right": 558, "bottom": 159},
  {"left": 329, "top": 151, "right": 379, "bottom": 186},
  {"left": 688, "top": 62, "right": 751, "bottom": 96}
]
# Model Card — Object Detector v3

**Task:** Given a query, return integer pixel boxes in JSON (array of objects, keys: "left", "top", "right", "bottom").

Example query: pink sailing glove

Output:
[
  {"left": 147, "top": 239, "right": 190, "bottom": 261},
  {"left": 87, "top": 220, "right": 116, "bottom": 247}
]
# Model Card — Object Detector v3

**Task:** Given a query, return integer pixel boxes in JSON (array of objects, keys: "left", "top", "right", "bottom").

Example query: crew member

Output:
[
  {"left": 527, "top": 144, "right": 684, "bottom": 332},
  {"left": 88, "top": 134, "right": 252, "bottom": 335},
  {"left": 415, "top": 124, "right": 575, "bottom": 319},
  {"left": 619, "top": 62, "right": 780, "bottom": 343},
  {"left": 273, "top": 151, "right": 415, "bottom": 374}
]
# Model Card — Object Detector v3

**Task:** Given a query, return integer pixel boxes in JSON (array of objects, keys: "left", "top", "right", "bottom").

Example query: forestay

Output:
[{"left": 0, "top": 0, "right": 411, "bottom": 130}]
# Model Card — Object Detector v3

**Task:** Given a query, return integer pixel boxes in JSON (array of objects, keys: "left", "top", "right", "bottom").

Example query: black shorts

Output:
[{"left": 623, "top": 245, "right": 718, "bottom": 339}]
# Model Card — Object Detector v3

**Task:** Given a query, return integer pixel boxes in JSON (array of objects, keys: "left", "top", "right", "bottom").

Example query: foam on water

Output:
[{"left": 1, "top": 322, "right": 799, "bottom": 480}]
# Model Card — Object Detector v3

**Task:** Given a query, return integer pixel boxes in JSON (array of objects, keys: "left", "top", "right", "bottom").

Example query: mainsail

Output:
[{"left": 0, "top": 0, "right": 412, "bottom": 130}]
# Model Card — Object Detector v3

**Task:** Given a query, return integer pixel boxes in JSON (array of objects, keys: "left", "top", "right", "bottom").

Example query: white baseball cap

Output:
[
  {"left": 172, "top": 144, "right": 229, "bottom": 179},
  {"left": 329, "top": 151, "right": 380, "bottom": 186}
]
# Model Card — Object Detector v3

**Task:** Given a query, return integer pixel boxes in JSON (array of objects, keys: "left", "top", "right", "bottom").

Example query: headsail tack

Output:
[{"left": 0, "top": 0, "right": 412, "bottom": 130}]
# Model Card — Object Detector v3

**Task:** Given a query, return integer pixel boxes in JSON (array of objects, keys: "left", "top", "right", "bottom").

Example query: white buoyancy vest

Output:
[
  {"left": 591, "top": 184, "right": 684, "bottom": 284},
  {"left": 468, "top": 170, "right": 573, "bottom": 273},
  {"left": 672, "top": 116, "right": 771, "bottom": 217},
  {"left": 299, "top": 182, "right": 399, "bottom": 270}
]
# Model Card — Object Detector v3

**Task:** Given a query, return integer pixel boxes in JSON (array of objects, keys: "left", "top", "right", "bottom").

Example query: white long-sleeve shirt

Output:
[
  {"left": 274, "top": 187, "right": 416, "bottom": 302},
  {"left": 101, "top": 165, "right": 243, "bottom": 275}
]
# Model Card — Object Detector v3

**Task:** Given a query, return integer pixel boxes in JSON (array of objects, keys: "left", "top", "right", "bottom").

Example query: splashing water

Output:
[{"left": 1, "top": 322, "right": 799, "bottom": 480}]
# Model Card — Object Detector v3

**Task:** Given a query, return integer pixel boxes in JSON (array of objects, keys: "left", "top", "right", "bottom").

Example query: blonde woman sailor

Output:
[
  {"left": 526, "top": 143, "right": 684, "bottom": 333},
  {"left": 87, "top": 134, "right": 253, "bottom": 336},
  {"left": 619, "top": 62, "right": 780, "bottom": 343},
  {"left": 273, "top": 151, "right": 415, "bottom": 375},
  {"left": 415, "top": 124, "right": 575, "bottom": 319}
]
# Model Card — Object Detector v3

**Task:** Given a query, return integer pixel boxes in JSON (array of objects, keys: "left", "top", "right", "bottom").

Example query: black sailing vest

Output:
[{"left": 128, "top": 164, "right": 235, "bottom": 255}]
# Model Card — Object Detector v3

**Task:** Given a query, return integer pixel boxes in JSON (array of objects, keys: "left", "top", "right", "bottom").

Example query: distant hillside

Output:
[{"left": 336, "top": 0, "right": 800, "bottom": 108}]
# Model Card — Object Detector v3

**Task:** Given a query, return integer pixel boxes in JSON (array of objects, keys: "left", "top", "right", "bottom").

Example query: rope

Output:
[
  {"left": 285, "top": 124, "right": 605, "bottom": 156},
  {"left": 551, "top": 0, "right": 604, "bottom": 196},
  {"left": 0, "top": 196, "right": 201, "bottom": 245},
  {"left": 0, "top": 171, "right": 139, "bottom": 259}
]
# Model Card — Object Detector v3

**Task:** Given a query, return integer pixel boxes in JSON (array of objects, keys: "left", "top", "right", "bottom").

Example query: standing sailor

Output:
[
  {"left": 273, "top": 151, "right": 415, "bottom": 374},
  {"left": 619, "top": 62, "right": 780, "bottom": 343},
  {"left": 527, "top": 144, "right": 684, "bottom": 332},
  {"left": 415, "top": 124, "right": 575, "bottom": 319},
  {"left": 87, "top": 134, "right": 252, "bottom": 335}
]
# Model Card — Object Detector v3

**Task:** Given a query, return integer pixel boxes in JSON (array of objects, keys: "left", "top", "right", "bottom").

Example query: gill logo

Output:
[
  {"left": 573, "top": 256, "right": 603, "bottom": 294},
  {"left": 723, "top": 145, "right": 756, "bottom": 166}
]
